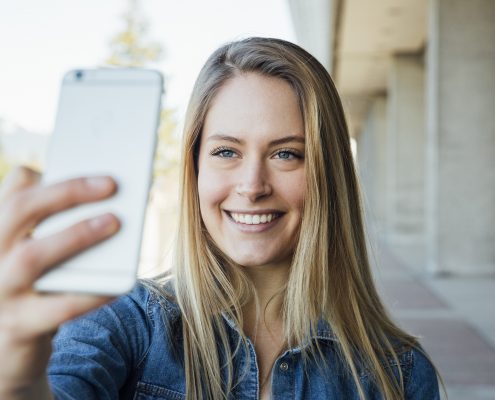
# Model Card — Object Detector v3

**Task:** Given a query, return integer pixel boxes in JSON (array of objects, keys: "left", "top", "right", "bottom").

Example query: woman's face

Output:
[{"left": 197, "top": 73, "right": 305, "bottom": 268}]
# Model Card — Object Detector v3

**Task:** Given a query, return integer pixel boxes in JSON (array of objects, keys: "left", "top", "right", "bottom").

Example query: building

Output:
[{"left": 288, "top": 0, "right": 495, "bottom": 277}]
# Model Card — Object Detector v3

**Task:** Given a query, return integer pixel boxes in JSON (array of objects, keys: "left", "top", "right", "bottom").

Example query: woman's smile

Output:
[{"left": 224, "top": 209, "right": 284, "bottom": 232}]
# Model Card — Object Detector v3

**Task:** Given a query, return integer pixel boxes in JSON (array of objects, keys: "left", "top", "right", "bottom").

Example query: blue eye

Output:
[
  {"left": 218, "top": 149, "right": 235, "bottom": 157},
  {"left": 210, "top": 147, "right": 237, "bottom": 158},
  {"left": 277, "top": 151, "right": 293, "bottom": 159},
  {"left": 274, "top": 149, "right": 302, "bottom": 160}
]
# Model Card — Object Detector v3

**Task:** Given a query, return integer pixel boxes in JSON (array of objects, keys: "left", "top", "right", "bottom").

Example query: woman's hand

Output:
[{"left": 0, "top": 166, "right": 120, "bottom": 398}]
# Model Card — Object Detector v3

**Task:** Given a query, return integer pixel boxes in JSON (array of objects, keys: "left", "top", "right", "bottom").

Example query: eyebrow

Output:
[{"left": 206, "top": 134, "right": 305, "bottom": 146}]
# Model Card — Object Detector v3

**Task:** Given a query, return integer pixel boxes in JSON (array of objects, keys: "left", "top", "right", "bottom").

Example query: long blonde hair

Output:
[{"left": 151, "top": 37, "right": 439, "bottom": 400}]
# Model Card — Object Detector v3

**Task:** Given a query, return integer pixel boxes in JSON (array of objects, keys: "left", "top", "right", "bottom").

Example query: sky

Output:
[{"left": 0, "top": 0, "right": 296, "bottom": 134}]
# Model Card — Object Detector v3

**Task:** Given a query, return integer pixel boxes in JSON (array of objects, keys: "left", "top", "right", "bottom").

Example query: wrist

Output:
[{"left": 0, "top": 376, "right": 54, "bottom": 400}]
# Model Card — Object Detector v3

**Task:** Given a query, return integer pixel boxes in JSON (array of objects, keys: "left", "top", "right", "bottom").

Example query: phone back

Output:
[{"left": 34, "top": 68, "right": 163, "bottom": 295}]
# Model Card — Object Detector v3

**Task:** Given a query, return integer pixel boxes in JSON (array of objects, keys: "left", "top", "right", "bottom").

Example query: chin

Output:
[
  {"left": 237, "top": 260, "right": 268, "bottom": 268},
  {"left": 229, "top": 252, "right": 291, "bottom": 269},
  {"left": 230, "top": 257, "right": 264, "bottom": 268}
]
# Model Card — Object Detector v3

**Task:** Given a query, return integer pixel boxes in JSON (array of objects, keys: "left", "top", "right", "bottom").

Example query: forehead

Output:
[{"left": 202, "top": 73, "right": 304, "bottom": 141}]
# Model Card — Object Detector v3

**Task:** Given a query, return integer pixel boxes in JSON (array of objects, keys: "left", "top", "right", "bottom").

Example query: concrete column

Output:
[
  {"left": 287, "top": 0, "right": 335, "bottom": 71},
  {"left": 425, "top": 0, "right": 495, "bottom": 275},
  {"left": 385, "top": 54, "right": 427, "bottom": 269},
  {"left": 357, "top": 96, "right": 387, "bottom": 237}
]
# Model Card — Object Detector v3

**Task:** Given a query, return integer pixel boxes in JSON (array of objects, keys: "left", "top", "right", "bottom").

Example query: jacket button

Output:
[{"left": 279, "top": 362, "right": 289, "bottom": 371}]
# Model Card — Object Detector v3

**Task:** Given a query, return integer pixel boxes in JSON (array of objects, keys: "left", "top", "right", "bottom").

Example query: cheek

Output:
[
  {"left": 293, "top": 181, "right": 306, "bottom": 212},
  {"left": 279, "top": 171, "right": 306, "bottom": 213},
  {"left": 197, "top": 167, "right": 229, "bottom": 217}
]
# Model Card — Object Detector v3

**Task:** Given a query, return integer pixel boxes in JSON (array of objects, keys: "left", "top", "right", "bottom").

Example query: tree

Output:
[
  {"left": 106, "top": 0, "right": 163, "bottom": 67},
  {"left": 105, "top": 0, "right": 179, "bottom": 179}
]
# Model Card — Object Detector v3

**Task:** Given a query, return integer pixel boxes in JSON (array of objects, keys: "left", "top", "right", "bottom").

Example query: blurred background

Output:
[{"left": 1, "top": 0, "right": 494, "bottom": 398}]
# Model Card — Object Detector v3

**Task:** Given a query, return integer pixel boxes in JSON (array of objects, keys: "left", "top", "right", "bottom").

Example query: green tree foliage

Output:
[
  {"left": 106, "top": 0, "right": 163, "bottom": 67},
  {"left": 106, "top": 0, "right": 179, "bottom": 179},
  {"left": 154, "top": 108, "right": 180, "bottom": 179}
]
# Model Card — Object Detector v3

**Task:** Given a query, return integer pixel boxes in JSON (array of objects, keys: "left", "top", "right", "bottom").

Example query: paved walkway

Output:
[{"left": 372, "top": 244, "right": 495, "bottom": 400}]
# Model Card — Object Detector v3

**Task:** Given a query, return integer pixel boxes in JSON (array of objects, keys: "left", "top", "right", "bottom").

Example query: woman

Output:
[{"left": 0, "top": 37, "right": 441, "bottom": 399}]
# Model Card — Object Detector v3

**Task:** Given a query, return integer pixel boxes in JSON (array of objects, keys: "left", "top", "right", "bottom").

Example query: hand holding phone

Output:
[
  {"left": 33, "top": 68, "right": 163, "bottom": 295},
  {"left": 0, "top": 167, "right": 119, "bottom": 399},
  {"left": 0, "top": 68, "right": 162, "bottom": 398}
]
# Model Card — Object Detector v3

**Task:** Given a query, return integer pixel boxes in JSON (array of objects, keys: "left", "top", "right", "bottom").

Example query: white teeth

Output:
[{"left": 230, "top": 212, "right": 278, "bottom": 225}]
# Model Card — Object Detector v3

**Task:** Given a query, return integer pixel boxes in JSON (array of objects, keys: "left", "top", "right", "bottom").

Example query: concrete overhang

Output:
[{"left": 288, "top": 0, "right": 427, "bottom": 137}]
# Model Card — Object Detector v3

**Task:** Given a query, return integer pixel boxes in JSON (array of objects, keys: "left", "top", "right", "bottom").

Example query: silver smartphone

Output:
[{"left": 33, "top": 68, "right": 163, "bottom": 295}]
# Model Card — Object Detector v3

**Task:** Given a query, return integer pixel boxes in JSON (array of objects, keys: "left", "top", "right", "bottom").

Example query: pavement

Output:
[{"left": 371, "top": 243, "right": 495, "bottom": 400}]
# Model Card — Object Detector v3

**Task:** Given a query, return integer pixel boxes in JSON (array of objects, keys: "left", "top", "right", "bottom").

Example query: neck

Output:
[{"left": 241, "top": 261, "right": 290, "bottom": 339}]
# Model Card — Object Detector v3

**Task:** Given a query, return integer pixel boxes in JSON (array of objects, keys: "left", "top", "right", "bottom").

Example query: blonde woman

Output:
[{"left": 0, "top": 37, "right": 442, "bottom": 400}]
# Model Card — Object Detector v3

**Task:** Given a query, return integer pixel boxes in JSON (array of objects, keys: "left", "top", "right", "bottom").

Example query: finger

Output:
[
  {"left": 0, "top": 213, "right": 120, "bottom": 293},
  {"left": 0, "top": 166, "right": 40, "bottom": 203},
  {"left": 0, "top": 176, "right": 117, "bottom": 247},
  {"left": 34, "top": 294, "right": 116, "bottom": 334},
  {"left": 2, "top": 293, "right": 115, "bottom": 339}
]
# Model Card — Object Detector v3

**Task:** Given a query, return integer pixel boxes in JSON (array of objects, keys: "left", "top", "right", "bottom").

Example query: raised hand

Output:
[{"left": 0, "top": 166, "right": 120, "bottom": 399}]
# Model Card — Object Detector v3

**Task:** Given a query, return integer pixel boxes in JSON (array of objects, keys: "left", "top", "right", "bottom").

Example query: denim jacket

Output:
[{"left": 48, "top": 281, "right": 440, "bottom": 399}]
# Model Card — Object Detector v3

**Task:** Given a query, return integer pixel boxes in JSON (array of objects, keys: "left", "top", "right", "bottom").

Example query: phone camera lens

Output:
[{"left": 75, "top": 71, "right": 84, "bottom": 80}]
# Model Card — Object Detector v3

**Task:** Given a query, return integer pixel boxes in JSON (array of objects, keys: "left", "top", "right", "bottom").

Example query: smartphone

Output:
[{"left": 33, "top": 68, "right": 163, "bottom": 295}]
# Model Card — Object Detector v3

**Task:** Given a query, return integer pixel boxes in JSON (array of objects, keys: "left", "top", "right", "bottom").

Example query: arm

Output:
[
  {"left": 47, "top": 284, "right": 151, "bottom": 399},
  {"left": 0, "top": 377, "right": 54, "bottom": 400}
]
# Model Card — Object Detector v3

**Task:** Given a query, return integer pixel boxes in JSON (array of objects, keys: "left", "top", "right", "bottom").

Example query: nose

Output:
[{"left": 235, "top": 161, "right": 272, "bottom": 202}]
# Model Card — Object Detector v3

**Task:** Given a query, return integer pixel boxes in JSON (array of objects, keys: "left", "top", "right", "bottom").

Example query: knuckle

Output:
[
  {"left": 0, "top": 195, "right": 15, "bottom": 217},
  {"left": 3, "top": 166, "right": 40, "bottom": 190},
  {"left": 0, "top": 166, "right": 38, "bottom": 208},
  {"left": 11, "top": 241, "right": 39, "bottom": 270},
  {"left": 2, "top": 190, "right": 29, "bottom": 215},
  {"left": 54, "top": 301, "right": 81, "bottom": 322},
  {"left": 0, "top": 305, "right": 22, "bottom": 337},
  {"left": 8, "top": 166, "right": 35, "bottom": 183},
  {"left": 14, "top": 165, "right": 39, "bottom": 181}
]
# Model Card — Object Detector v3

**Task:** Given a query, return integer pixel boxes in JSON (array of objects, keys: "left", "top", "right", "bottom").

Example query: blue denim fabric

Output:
[{"left": 48, "top": 281, "right": 440, "bottom": 399}]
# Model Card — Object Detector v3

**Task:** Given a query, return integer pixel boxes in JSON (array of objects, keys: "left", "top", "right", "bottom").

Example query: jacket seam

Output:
[{"left": 135, "top": 287, "right": 154, "bottom": 369}]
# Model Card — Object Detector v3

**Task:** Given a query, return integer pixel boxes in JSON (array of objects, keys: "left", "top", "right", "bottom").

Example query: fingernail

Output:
[
  {"left": 85, "top": 177, "right": 113, "bottom": 192},
  {"left": 89, "top": 214, "right": 118, "bottom": 232}
]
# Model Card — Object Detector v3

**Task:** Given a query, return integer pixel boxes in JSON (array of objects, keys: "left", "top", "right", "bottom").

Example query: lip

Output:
[
  {"left": 223, "top": 209, "right": 284, "bottom": 233},
  {"left": 225, "top": 208, "right": 283, "bottom": 215}
]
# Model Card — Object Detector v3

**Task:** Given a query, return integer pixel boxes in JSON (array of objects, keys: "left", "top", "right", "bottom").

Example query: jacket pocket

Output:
[{"left": 134, "top": 381, "right": 186, "bottom": 400}]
